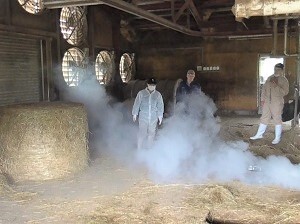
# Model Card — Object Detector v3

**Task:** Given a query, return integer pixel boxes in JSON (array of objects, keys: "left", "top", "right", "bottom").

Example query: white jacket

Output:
[
  {"left": 132, "top": 88, "right": 164, "bottom": 124},
  {"left": 261, "top": 74, "right": 289, "bottom": 104}
]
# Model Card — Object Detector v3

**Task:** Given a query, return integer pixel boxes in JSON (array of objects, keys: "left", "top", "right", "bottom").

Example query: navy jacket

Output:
[{"left": 176, "top": 81, "right": 200, "bottom": 102}]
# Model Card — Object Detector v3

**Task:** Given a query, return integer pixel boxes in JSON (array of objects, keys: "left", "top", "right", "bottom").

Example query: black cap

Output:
[
  {"left": 275, "top": 63, "right": 284, "bottom": 69},
  {"left": 147, "top": 77, "right": 157, "bottom": 85}
]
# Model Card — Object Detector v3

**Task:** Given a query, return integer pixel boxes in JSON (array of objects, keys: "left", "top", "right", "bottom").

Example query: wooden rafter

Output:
[
  {"left": 188, "top": 0, "right": 202, "bottom": 29},
  {"left": 173, "top": 0, "right": 191, "bottom": 22}
]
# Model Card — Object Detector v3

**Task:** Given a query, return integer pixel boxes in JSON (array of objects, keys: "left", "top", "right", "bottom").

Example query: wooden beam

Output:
[
  {"left": 203, "top": 7, "right": 232, "bottom": 21},
  {"left": 136, "top": 25, "right": 274, "bottom": 38},
  {"left": 132, "top": 7, "right": 232, "bottom": 20},
  {"left": 138, "top": 2, "right": 185, "bottom": 11},
  {"left": 132, "top": 0, "right": 166, "bottom": 6},
  {"left": 188, "top": 0, "right": 202, "bottom": 29},
  {"left": 171, "top": 0, "right": 174, "bottom": 22},
  {"left": 201, "top": 0, "right": 234, "bottom": 8},
  {"left": 174, "top": 0, "right": 191, "bottom": 23}
]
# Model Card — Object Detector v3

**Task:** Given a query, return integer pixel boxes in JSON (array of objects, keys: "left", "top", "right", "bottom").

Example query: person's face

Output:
[
  {"left": 274, "top": 67, "right": 283, "bottom": 77},
  {"left": 187, "top": 73, "right": 195, "bottom": 83},
  {"left": 147, "top": 84, "right": 156, "bottom": 91}
]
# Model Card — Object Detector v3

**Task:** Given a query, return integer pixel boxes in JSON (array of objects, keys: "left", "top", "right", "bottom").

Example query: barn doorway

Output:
[{"left": 258, "top": 56, "right": 284, "bottom": 114}]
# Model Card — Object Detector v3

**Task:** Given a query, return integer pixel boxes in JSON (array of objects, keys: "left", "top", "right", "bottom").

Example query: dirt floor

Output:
[{"left": 1, "top": 116, "right": 300, "bottom": 224}]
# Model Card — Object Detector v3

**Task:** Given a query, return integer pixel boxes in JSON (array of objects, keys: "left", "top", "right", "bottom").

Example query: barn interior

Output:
[{"left": 1, "top": 0, "right": 300, "bottom": 223}]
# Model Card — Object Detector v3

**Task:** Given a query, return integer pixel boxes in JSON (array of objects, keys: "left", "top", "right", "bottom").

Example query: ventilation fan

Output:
[
  {"left": 62, "top": 47, "right": 89, "bottom": 87},
  {"left": 120, "top": 53, "right": 135, "bottom": 83},
  {"left": 60, "top": 6, "right": 87, "bottom": 46},
  {"left": 95, "top": 51, "right": 114, "bottom": 85},
  {"left": 18, "top": 0, "right": 44, "bottom": 14}
]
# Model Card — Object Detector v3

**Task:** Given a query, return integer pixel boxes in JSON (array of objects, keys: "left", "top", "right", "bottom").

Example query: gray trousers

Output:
[{"left": 138, "top": 119, "right": 158, "bottom": 149}]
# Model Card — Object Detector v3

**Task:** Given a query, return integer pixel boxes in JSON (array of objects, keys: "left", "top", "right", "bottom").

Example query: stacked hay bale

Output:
[{"left": 0, "top": 102, "right": 89, "bottom": 182}]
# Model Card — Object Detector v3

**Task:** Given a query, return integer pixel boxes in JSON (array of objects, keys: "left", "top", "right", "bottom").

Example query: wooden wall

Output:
[
  {"left": 134, "top": 30, "right": 298, "bottom": 113},
  {"left": 0, "top": 1, "right": 131, "bottom": 101},
  {"left": 0, "top": 1, "right": 297, "bottom": 114}
]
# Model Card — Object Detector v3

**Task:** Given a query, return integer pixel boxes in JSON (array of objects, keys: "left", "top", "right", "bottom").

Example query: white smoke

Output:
[
  {"left": 62, "top": 72, "right": 137, "bottom": 161},
  {"left": 137, "top": 92, "right": 254, "bottom": 183},
  {"left": 134, "top": 91, "right": 300, "bottom": 189},
  {"left": 62, "top": 73, "right": 300, "bottom": 190}
]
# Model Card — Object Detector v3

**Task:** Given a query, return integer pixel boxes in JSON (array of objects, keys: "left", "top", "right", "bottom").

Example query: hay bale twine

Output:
[{"left": 0, "top": 102, "right": 89, "bottom": 182}]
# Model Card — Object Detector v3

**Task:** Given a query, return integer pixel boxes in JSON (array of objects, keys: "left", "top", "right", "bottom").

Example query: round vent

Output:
[
  {"left": 62, "top": 48, "right": 86, "bottom": 87},
  {"left": 120, "top": 53, "right": 135, "bottom": 83},
  {"left": 18, "top": 0, "right": 44, "bottom": 14},
  {"left": 60, "top": 6, "right": 87, "bottom": 46},
  {"left": 95, "top": 51, "right": 114, "bottom": 85}
]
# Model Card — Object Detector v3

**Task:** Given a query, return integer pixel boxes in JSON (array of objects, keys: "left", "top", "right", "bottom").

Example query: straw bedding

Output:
[
  {"left": 220, "top": 121, "right": 300, "bottom": 164},
  {"left": 82, "top": 182, "right": 300, "bottom": 224},
  {"left": 0, "top": 102, "right": 89, "bottom": 182}
]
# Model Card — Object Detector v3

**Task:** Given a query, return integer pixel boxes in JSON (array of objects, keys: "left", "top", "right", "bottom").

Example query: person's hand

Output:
[
  {"left": 133, "top": 115, "right": 137, "bottom": 122},
  {"left": 271, "top": 82, "right": 277, "bottom": 88},
  {"left": 158, "top": 116, "right": 163, "bottom": 125},
  {"left": 270, "top": 77, "right": 278, "bottom": 86}
]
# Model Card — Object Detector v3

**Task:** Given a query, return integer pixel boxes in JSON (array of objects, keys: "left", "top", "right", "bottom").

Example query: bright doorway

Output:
[{"left": 258, "top": 56, "right": 284, "bottom": 113}]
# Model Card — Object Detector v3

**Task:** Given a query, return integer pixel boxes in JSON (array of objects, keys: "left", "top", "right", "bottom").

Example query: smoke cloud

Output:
[{"left": 62, "top": 73, "right": 300, "bottom": 190}]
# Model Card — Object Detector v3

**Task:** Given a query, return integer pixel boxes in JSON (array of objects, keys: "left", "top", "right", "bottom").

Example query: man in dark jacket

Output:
[{"left": 176, "top": 69, "right": 200, "bottom": 102}]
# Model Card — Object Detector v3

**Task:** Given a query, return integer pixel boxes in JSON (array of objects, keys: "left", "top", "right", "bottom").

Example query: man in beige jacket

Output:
[{"left": 250, "top": 63, "right": 289, "bottom": 144}]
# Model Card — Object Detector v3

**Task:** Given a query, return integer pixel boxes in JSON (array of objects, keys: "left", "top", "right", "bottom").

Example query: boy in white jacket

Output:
[{"left": 132, "top": 77, "right": 164, "bottom": 149}]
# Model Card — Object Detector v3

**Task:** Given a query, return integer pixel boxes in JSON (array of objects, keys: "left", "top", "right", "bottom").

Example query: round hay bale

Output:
[
  {"left": 123, "top": 80, "right": 147, "bottom": 99},
  {"left": 0, "top": 102, "right": 89, "bottom": 182},
  {"left": 156, "top": 79, "right": 182, "bottom": 113}
]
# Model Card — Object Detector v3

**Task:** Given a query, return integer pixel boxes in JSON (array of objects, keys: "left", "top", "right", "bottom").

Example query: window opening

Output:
[
  {"left": 259, "top": 57, "right": 284, "bottom": 84},
  {"left": 60, "top": 6, "right": 87, "bottom": 46}
]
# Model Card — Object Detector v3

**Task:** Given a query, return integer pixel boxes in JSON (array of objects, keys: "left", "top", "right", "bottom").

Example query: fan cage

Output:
[
  {"left": 60, "top": 6, "right": 87, "bottom": 46},
  {"left": 120, "top": 53, "right": 135, "bottom": 83},
  {"left": 18, "top": 0, "right": 44, "bottom": 14},
  {"left": 62, "top": 48, "right": 85, "bottom": 87},
  {"left": 95, "top": 51, "right": 113, "bottom": 85}
]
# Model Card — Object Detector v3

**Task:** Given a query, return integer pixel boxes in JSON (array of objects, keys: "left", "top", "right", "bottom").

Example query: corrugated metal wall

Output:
[{"left": 0, "top": 32, "right": 41, "bottom": 105}]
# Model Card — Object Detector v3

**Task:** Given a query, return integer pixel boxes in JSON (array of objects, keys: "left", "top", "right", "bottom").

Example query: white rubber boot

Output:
[
  {"left": 272, "top": 125, "right": 282, "bottom": 144},
  {"left": 250, "top": 123, "right": 267, "bottom": 140}
]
